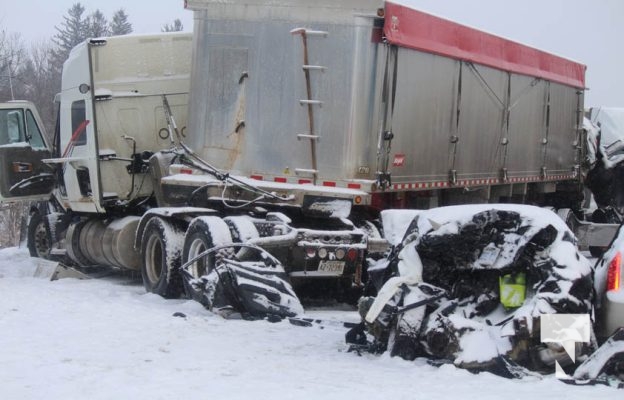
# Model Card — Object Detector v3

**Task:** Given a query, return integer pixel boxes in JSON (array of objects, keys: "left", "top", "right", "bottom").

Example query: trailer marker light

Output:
[
  {"left": 348, "top": 183, "right": 361, "bottom": 189},
  {"left": 298, "top": 179, "right": 312, "bottom": 184},
  {"left": 354, "top": 196, "right": 362, "bottom": 205},
  {"left": 305, "top": 247, "right": 316, "bottom": 259},
  {"left": 318, "top": 248, "right": 328, "bottom": 259},
  {"left": 323, "top": 181, "right": 336, "bottom": 187},
  {"left": 274, "top": 177, "right": 287, "bottom": 183},
  {"left": 607, "top": 251, "right": 621, "bottom": 292},
  {"left": 347, "top": 248, "right": 358, "bottom": 261},
  {"left": 180, "top": 168, "right": 193, "bottom": 175}
]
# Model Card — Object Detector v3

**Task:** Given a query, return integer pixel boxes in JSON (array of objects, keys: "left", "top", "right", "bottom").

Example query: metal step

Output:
[
  {"left": 297, "top": 134, "right": 320, "bottom": 141},
  {"left": 299, "top": 99, "right": 323, "bottom": 106},
  {"left": 302, "top": 65, "right": 326, "bottom": 71},
  {"left": 290, "top": 28, "right": 329, "bottom": 37}
]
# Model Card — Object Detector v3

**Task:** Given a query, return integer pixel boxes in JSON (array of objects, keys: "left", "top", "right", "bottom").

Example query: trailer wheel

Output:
[
  {"left": 140, "top": 217, "right": 184, "bottom": 298},
  {"left": 27, "top": 213, "right": 52, "bottom": 259}
]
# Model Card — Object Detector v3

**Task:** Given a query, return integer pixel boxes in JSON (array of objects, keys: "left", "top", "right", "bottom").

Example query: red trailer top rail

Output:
[{"left": 383, "top": 2, "right": 586, "bottom": 89}]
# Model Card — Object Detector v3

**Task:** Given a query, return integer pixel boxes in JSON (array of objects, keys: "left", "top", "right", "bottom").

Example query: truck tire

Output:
[
  {"left": 27, "top": 213, "right": 52, "bottom": 259},
  {"left": 224, "top": 216, "right": 259, "bottom": 243},
  {"left": 140, "top": 217, "right": 184, "bottom": 298},
  {"left": 182, "top": 217, "right": 232, "bottom": 279}
]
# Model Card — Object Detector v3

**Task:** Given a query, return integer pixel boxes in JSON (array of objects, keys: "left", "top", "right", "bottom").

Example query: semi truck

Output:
[{"left": 0, "top": 0, "right": 598, "bottom": 299}]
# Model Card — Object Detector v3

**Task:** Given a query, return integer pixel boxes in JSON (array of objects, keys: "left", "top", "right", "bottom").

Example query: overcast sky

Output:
[{"left": 1, "top": 0, "right": 622, "bottom": 107}]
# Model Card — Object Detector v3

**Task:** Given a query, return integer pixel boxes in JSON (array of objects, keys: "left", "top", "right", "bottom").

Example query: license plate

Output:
[{"left": 317, "top": 260, "right": 345, "bottom": 275}]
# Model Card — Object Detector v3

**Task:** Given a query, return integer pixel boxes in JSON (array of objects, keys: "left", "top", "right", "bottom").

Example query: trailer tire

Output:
[
  {"left": 140, "top": 217, "right": 184, "bottom": 298},
  {"left": 27, "top": 212, "right": 52, "bottom": 260}
]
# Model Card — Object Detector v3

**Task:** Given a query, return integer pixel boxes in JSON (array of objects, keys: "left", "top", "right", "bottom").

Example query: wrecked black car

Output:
[
  {"left": 181, "top": 242, "right": 304, "bottom": 320},
  {"left": 350, "top": 205, "right": 623, "bottom": 384}
]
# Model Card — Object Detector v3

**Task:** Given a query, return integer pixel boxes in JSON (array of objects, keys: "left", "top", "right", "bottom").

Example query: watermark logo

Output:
[{"left": 540, "top": 314, "right": 590, "bottom": 378}]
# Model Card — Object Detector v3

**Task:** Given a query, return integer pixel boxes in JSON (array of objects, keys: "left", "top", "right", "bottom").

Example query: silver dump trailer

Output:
[
  {"left": 0, "top": 0, "right": 591, "bottom": 302},
  {"left": 181, "top": 0, "right": 586, "bottom": 213}
]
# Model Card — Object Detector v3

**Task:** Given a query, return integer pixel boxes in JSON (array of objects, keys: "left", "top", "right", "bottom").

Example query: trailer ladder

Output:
[{"left": 291, "top": 28, "right": 328, "bottom": 185}]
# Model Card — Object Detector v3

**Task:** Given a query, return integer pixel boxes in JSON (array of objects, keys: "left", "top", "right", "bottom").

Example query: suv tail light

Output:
[{"left": 607, "top": 251, "right": 621, "bottom": 292}]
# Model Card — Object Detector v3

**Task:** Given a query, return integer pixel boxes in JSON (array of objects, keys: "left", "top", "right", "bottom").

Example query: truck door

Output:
[{"left": 0, "top": 103, "right": 54, "bottom": 202}]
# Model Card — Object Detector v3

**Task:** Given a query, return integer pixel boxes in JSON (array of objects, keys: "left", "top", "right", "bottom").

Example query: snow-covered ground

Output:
[{"left": 0, "top": 247, "right": 617, "bottom": 399}]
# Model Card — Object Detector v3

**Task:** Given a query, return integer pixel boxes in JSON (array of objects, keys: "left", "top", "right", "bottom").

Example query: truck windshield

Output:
[{"left": 0, "top": 108, "right": 26, "bottom": 145}]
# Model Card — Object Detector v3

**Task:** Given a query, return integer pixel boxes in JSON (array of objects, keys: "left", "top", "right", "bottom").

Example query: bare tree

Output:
[
  {"left": 0, "top": 203, "right": 29, "bottom": 248},
  {"left": 17, "top": 41, "right": 59, "bottom": 139},
  {"left": 0, "top": 30, "right": 27, "bottom": 101}
]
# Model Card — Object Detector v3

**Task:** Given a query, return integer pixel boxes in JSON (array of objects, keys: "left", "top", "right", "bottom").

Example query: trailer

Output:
[
  {"left": 0, "top": 0, "right": 593, "bottom": 302},
  {"left": 182, "top": 0, "right": 585, "bottom": 212}
]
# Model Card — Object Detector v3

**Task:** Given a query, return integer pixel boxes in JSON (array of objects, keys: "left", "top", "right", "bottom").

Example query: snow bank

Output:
[{"left": 0, "top": 247, "right": 42, "bottom": 278}]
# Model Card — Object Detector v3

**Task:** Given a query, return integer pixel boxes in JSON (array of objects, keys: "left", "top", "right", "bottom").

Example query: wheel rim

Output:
[
  {"left": 187, "top": 238, "right": 208, "bottom": 278},
  {"left": 145, "top": 234, "right": 164, "bottom": 284},
  {"left": 33, "top": 220, "right": 51, "bottom": 258}
]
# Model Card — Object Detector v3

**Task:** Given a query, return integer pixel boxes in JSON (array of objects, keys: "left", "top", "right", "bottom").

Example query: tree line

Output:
[
  {"left": 0, "top": 2, "right": 184, "bottom": 137},
  {"left": 0, "top": 3, "right": 184, "bottom": 248}
]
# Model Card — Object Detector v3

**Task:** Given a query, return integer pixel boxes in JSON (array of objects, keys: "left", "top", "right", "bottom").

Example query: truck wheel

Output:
[
  {"left": 140, "top": 217, "right": 184, "bottom": 298},
  {"left": 182, "top": 217, "right": 232, "bottom": 279},
  {"left": 27, "top": 213, "right": 52, "bottom": 259},
  {"left": 181, "top": 217, "right": 233, "bottom": 300}
]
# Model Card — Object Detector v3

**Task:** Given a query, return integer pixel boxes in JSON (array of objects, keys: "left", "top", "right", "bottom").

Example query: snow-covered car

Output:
[
  {"left": 594, "top": 224, "right": 624, "bottom": 341},
  {"left": 356, "top": 205, "right": 597, "bottom": 377}
]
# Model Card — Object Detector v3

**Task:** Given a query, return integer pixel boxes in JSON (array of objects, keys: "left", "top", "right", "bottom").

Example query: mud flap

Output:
[
  {"left": 49, "top": 264, "right": 94, "bottom": 281},
  {"left": 32, "top": 259, "right": 62, "bottom": 279},
  {"left": 32, "top": 258, "right": 104, "bottom": 281}
]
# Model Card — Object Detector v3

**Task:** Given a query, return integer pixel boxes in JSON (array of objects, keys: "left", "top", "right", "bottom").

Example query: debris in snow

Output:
[
  {"left": 585, "top": 108, "right": 624, "bottom": 209},
  {"left": 181, "top": 243, "right": 303, "bottom": 320},
  {"left": 358, "top": 205, "right": 596, "bottom": 378},
  {"left": 573, "top": 328, "right": 624, "bottom": 384}
]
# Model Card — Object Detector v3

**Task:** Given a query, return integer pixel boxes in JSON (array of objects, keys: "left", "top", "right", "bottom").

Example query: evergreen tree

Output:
[
  {"left": 162, "top": 19, "right": 184, "bottom": 32},
  {"left": 51, "top": 3, "right": 88, "bottom": 69},
  {"left": 110, "top": 9, "right": 133, "bottom": 36},
  {"left": 87, "top": 10, "right": 110, "bottom": 38}
]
